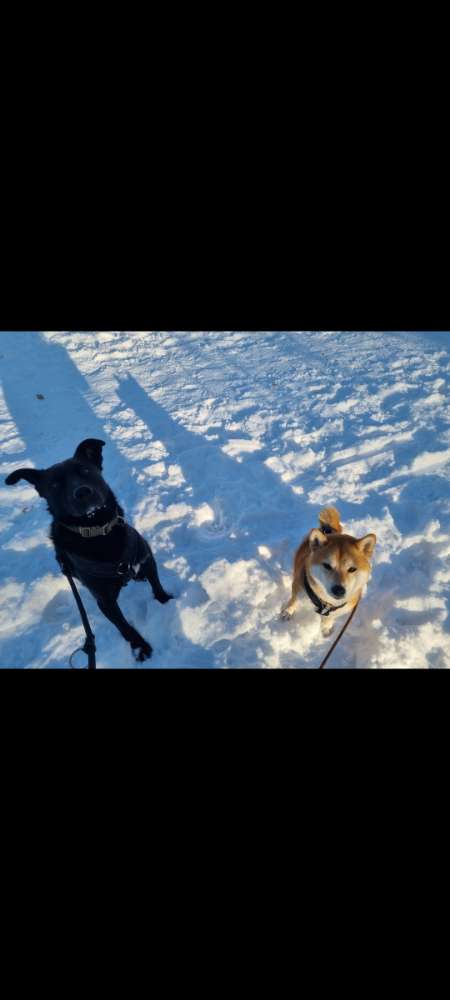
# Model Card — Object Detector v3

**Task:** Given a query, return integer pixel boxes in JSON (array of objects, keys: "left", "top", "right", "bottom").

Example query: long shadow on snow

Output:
[{"left": 116, "top": 374, "right": 309, "bottom": 578}]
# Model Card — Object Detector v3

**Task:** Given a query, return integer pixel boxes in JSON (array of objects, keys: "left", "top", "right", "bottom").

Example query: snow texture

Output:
[{"left": 1, "top": 330, "right": 449, "bottom": 668}]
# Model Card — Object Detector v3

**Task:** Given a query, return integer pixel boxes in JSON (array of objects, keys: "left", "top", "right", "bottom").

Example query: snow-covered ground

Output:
[{"left": 1, "top": 330, "right": 449, "bottom": 668}]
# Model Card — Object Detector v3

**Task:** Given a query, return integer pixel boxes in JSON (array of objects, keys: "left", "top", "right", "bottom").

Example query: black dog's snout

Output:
[
  {"left": 74, "top": 485, "right": 93, "bottom": 500},
  {"left": 332, "top": 584, "right": 346, "bottom": 598}
]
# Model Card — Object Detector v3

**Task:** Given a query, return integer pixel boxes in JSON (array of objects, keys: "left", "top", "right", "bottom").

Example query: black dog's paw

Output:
[
  {"left": 157, "top": 591, "right": 173, "bottom": 604},
  {"left": 131, "top": 638, "right": 152, "bottom": 661}
]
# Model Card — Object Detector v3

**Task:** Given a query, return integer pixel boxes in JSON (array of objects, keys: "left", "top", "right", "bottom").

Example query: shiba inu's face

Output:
[{"left": 307, "top": 529, "right": 376, "bottom": 605}]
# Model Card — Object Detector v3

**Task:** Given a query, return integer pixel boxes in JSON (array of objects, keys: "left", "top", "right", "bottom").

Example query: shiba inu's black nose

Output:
[
  {"left": 332, "top": 584, "right": 346, "bottom": 598},
  {"left": 74, "top": 485, "right": 94, "bottom": 500}
]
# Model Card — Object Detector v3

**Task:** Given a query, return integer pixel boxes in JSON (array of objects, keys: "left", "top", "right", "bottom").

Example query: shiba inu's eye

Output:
[
  {"left": 323, "top": 562, "right": 332, "bottom": 571},
  {"left": 348, "top": 567, "right": 357, "bottom": 573}
]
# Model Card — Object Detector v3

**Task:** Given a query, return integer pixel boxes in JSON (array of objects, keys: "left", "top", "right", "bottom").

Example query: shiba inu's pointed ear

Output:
[
  {"left": 357, "top": 534, "right": 377, "bottom": 557},
  {"left": 4, "top": 468, "right": 45, "bottom": 494},
  {"left": 309, "top": 528, "right": 329, "bottom": 550},
  {"left": 73, "top": 439, "right": 106, "bottom": 469}
]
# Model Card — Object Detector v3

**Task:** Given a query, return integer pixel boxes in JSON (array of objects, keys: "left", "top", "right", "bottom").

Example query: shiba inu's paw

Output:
[
  {"left": 280, "top": 606, "right": 294, "bottom": 621},
  {"left": 321, "top": 619, "right": 335, "bottom": 638}
]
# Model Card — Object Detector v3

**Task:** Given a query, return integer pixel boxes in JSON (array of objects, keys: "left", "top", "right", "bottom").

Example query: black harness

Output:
[
  {"left": 60, "top": 522, "right": 152, "bottom": 585},
  {"left": 304, "top": 523, "right": 347, "bottom": 617},
  {"left": 303, "top": 571, "right": 347, "bottom": 617}
]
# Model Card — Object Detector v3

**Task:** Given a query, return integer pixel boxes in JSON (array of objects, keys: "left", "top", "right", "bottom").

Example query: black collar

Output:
[
  {"left": 304, "top": 571, "right": 347, "bottom": 617},
  {"left": 58, "top": 509, "right": 125, "bottom": 539}
]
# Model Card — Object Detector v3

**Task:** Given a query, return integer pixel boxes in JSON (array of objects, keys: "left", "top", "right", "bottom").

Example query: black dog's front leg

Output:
[
  {"left": 145, "top": 549, "right": 173, "bottom": 604},
  {"left": 96, "top": 593, "right": 152, "bottom": 662}
]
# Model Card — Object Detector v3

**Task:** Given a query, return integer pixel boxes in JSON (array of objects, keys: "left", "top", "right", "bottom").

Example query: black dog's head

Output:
[{"left": 5, "top": 439, "right": 116, "bottom": 524}]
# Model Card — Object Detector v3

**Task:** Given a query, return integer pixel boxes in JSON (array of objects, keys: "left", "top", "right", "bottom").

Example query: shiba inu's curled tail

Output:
[{"left": 319, "top": 507, "right": 342, "bottom": 534}]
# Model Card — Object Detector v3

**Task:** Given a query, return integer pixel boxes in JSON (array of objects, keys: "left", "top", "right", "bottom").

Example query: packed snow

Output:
[{"left": 1, "top": 330, "right": 450, "bottom": 668}]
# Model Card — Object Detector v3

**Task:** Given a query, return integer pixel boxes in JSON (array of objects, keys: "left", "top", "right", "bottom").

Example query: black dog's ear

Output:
[
  {"left": 5, "top": 468, "right": 45, "bottom": 493},
  {"left": 73, "top": 439, "right": 106, "bottom": 470}
]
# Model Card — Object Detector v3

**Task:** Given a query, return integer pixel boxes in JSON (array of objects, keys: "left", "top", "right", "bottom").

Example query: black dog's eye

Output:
[
  {"left": 51, "top": 482, "right": 60, "bottom": 489},
  {"left": 323, "top": 563, "right": 333, "bottom": 571},
  {"left": 82, "top": 468, "right": 90, "bottom": 474},
  {"left": 348, "top": 567, "right": 357, "bottom": 573}
]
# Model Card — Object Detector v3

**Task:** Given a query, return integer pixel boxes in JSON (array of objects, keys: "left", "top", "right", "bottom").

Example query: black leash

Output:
[
  {"left": 318, "top": 599, "right": 360, "bottom": 669},
  {"left": 62, "top": 564, "right": 96, "bottom": 670}
]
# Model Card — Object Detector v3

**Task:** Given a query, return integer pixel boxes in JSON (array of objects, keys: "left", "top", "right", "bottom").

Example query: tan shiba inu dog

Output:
[{"left": 281, "top": 507, "right": 376, "bottom": 637}]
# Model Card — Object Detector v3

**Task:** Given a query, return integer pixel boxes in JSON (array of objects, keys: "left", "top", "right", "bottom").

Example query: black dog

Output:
[{"left": 5, "top": 438, "right": 173, "bottom": 661}]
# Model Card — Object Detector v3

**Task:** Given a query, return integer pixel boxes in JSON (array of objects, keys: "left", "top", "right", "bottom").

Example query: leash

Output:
[
  {"left": 62, "top": 564, "right": 97, "bottom": 670},
  {"left": 317, "top": 598, "right": 360, "bottom": 670}
]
